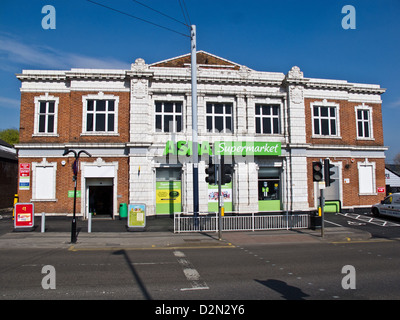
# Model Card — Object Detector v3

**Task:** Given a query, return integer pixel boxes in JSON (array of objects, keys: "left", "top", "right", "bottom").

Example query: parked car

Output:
[{"left": 372, "top": 193, "right": 400, "bottom": 218}]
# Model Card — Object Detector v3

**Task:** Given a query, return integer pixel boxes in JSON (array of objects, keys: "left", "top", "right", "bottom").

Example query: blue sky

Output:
[{"left": 0, "top": 0, "right": 399, "bottom": 161}]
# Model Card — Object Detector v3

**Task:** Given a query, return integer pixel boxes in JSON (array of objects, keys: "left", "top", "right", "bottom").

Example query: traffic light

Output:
[
  {"left": 312, "top": 161, "right": 323, "bottom": 182},
  {"left": 205, "top": 156, "right": 217, "bottom": 185},
  {"left": 324, "top": 159, "right": 335, "bottom": 187},
  {"left": 220, "top": 156, "right": 233, "bottom": 185}
]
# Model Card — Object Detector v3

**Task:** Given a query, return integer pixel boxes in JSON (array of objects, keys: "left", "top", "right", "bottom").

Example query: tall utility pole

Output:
[{"left": 191, "top": 25, "right": 199, "bottom": 220}]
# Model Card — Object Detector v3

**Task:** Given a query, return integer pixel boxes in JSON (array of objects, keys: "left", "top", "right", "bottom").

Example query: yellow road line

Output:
[
  {"left": 331, "top": 239, "right": 395, "bottom": 244},
  {"left": 68, "top": 244, "right": 235, "bottom": 252}
]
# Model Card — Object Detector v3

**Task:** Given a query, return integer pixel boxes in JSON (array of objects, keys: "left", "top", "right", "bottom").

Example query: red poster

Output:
[
  {"left": 19, "top": 163, "right": 30, "bottom": 177},
  {"left": 377, "top": 187, "right": 385, "bottom": 193},
  {"left": 14, "top": 203, "right": 34, "bottom": 228}
]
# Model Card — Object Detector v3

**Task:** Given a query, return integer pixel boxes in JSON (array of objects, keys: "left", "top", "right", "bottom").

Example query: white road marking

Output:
[
  {"left": 338, "top": 212, "right": 400, "bottom": 227},
  {"left": 325, "top": 219, "right": 343, "bottom": 227},
  {"left": 173, "top": 250, "right": 209, "bottom": 291}
]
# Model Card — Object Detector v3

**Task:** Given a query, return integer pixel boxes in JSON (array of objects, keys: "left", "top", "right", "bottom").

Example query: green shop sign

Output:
[
  {"left": 68, "top": 190, "right": 81, "bottom": 198},
  {"left": 164, "top": 140, "right": 281, "bottom": 156},
  {"left": 163, "top": 140, "right": 211, "bottom": 156},
  {"left": 214, "top": 141, "right": 281, "bottom": 156}
]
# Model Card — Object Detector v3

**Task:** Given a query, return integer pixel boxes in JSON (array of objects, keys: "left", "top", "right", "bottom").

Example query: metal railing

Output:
[{"left": 174, "top": 212, "right": 310, "bottom": 233}]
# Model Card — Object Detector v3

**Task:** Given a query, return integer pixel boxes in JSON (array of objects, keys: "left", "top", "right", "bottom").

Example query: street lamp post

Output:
[
  {"left": 63, "top": 149, "right": 92, "bottom": 243},
  {"left": 191, "top": 25, "right": 199, "bottom": 224}
]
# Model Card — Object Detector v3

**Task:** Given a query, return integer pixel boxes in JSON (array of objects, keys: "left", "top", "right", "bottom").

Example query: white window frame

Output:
[
  {"left": 32, "top": 159, "right": 57, "bottom": 201},
  {"left": 355, "top": 104, "right": 374, "bottom": 140},
  {"left": 82, "top": 92, "right": 119, "bottom": 136},
  {"left": 310, "top": 100, "right": 341, "bottom": 138},
  {"left": 33, "top": 94, "right": 59, "bottom": 136},
  {"left": 154, "top": 101, "right": 183, "bottom": 133},
  {"left": 206, "top": 102, "right": 234, "bottom": 134},
  {"left": 358, "top": 159, "right": 376, "bottom": 195},
  {"left": 255, "top": 104, "right": 281, "bottom": 134}
]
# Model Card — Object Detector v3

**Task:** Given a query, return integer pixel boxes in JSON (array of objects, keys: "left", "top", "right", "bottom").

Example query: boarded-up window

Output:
[
  {"left": 358, "top": 162, "right": 375, "bottom": 195},
  {"left": 33, "top": 162, "right": 56, "bottom": 200}
]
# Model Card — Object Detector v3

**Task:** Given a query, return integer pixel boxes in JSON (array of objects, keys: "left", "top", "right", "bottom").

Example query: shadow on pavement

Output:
[{"left": 255, "top": 279, "right": 310, "bottom": 300}]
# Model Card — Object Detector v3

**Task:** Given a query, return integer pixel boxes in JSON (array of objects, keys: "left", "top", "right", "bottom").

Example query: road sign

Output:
[{"left": 14, "top": 203, "right": 34, "bottom": 229}]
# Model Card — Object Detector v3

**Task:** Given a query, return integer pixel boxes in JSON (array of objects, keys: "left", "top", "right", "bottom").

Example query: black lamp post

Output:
[{"left": 63, "top": 149, "right": 92, "bottom": 243}]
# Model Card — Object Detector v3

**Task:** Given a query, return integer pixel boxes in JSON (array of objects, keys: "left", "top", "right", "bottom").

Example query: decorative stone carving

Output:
[
  {"left": 238, "top": 65, "right": 252, "bottom": 78},
  {"left": 287, "top": 66, "right": 304, "bottom": 79},
  {"left": 290, "top": 86, "right": 304, "bottom": 104},
  {"left": 131, "top": 58, "right": 148, "bottom": 71},
  {"left": 131, "top": 79, "right": 147, "bottom": 99},
  {"left": 94, "top": 157, "right": 106, "bottom": 166}
]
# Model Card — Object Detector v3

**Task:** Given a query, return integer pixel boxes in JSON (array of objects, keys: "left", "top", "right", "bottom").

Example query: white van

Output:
[{"left": 372, "top": 193, "right": 400, "bottom": 218}]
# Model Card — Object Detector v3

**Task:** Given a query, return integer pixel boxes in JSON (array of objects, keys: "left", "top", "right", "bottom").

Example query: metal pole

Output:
[
  {"left": 217, "top": 156, "right": 222, "bottom": 240},
  {"left": 88, "top": 207, "right": 92, "bottom": 233},
  {"left": 320, "top": 188, "right": 325, "bottom": 237},
  {"left": 41, "top": 212, "right": 45, "bottom": 233},
  {"left": 71, "top": 176, "right": 77, "bottom": 243},
  {"left": 191, "top": 25, "right": 199, "bottom": 226}
]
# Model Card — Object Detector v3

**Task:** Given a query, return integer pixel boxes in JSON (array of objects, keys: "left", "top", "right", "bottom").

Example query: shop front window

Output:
[
  {"left": 258, "top": 180, "right": 280, "bottom": 201},
  {"left": 258, "top": 167, "right": 281, "bottom": 211},
  {"left": 156, "top": 167, "right": 182, "bottom": 216}
]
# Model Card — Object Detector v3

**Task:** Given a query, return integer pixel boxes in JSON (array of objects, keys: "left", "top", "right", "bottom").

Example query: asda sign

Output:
[
  {"left": 164, "top": 141, "right": 212, "bottom": 156},
  {"left": 164, "top": 141, "right": 281, "bottom": 156}
]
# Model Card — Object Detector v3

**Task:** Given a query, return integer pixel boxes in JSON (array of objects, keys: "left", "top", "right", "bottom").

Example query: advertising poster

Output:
[
  {"left": 14, "top": 203, "right": 34, "bottom": 229},
  {"left": 128, "top": 204, "right": 146, "bottom": 228},
  {"left": 208, "top": 182, "right": 232, "bottom": 212},
  {"left": 156, "top": 181, "right": 182, "bottom": 215}
]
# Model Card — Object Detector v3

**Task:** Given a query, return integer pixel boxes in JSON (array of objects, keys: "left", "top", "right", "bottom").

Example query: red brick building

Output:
[
  {"left": 16, "top": 70, "right": 130, "bottom": 217},
  {"left": 304, "top": 98, "right": 386, "bottom": 210}
]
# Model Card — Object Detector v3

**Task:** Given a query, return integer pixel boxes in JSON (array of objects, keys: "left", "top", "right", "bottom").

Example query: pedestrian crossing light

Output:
[
  {"left": 205, "top": 156, "right": 216, "bottom": 185},
  {"left": 221, "top": 156, "right": 233, "bottom": 185},
  {"left": 324, "top": 159, "right": 335, "bottom": 187},
  {"left": 312, "top": 161, "right": 323, "bottom": 182}
]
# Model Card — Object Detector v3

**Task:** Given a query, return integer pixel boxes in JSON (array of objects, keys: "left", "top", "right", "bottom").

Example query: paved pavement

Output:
[{"left": 0, "top": 209, "right": 372, "bottom": 250}]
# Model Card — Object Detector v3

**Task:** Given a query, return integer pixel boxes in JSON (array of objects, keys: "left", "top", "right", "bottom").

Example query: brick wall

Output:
[
  {"left": 304, "top": 98, "right": 384, "bottom": 146},
  {"left": 307, "top": 157, "right": 386, "bottom": 209},
  {"left": 19, "top": 92, "right": 70, "bottom": 143},
  {"left": 304, "top": 98, "right": 386, "bottom": 210},
  {"left": 19, "top": 91, "right": 130, "bottom": 144},
  {"left": 17, "top": 156, "right": 129, "bottom": 215}
]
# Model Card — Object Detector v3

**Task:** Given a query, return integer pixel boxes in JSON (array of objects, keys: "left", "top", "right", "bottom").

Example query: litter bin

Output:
[
  {"left": 119, "top": 203, "right": 127, "bottom": 219},
  {"left": 310, "top": 212, "right": 322, "bottom": 230}
]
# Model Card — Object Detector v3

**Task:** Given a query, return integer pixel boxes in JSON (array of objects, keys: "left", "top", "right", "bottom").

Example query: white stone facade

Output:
[{"left": 125, "top": 52, "right": 385, "bottom": 215}]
